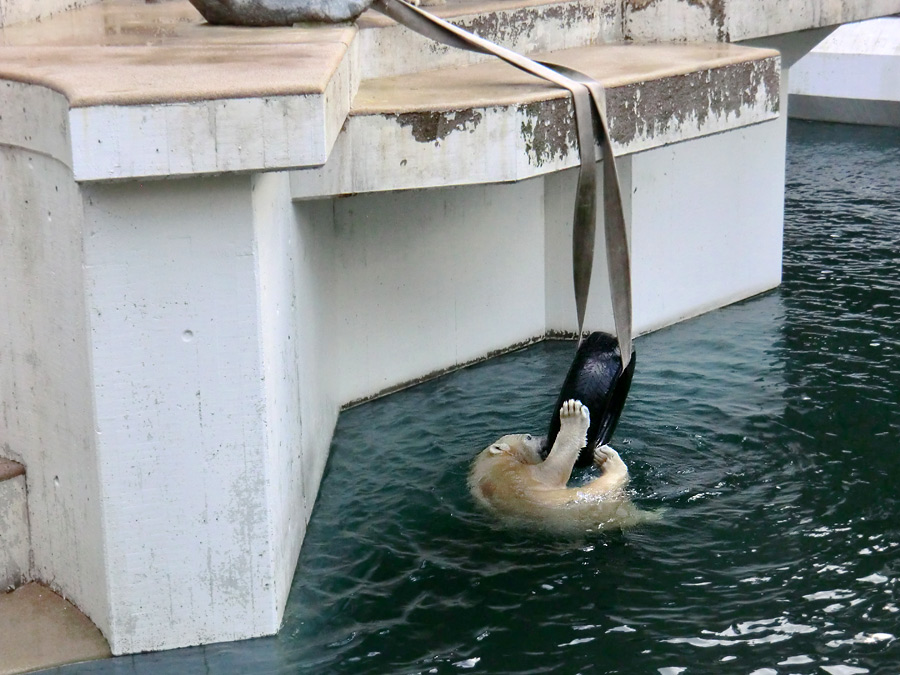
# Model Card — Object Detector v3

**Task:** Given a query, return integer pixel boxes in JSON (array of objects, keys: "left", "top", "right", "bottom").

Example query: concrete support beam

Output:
[{"left": 73, "top": 175, "right": 340, "bottom": 653}]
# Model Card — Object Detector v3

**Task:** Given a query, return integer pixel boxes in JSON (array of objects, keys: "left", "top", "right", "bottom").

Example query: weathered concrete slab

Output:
[
  {"left": 292, "top": 42, "right": 780, "bottom": 196},
  {"left": 356, "top": 0, "right": 619, "bottom": 79},
  {"left": 0, "top": 583, "right": 111, "bottom": 674}
]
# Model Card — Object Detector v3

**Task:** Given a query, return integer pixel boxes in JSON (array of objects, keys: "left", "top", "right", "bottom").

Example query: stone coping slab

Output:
[
  {"left": 0, "top": 0, "right": 355, "bottom": 106},
  {"left": 354, "top": 42, "right": 779, "bottom": 113},
  {"left": 291, "top": 42, "right": 781, "bottom": 197},
  {"left": 0, "top": 0, "right": 357, "bottom": 180},
  {"left": 0, "top": 583, "right": 111, "bottom": 675}
]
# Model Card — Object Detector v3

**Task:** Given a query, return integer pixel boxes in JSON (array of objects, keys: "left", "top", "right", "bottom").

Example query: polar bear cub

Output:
[{"left": 469, "top": 399, "right": 655, "bottom": 532}]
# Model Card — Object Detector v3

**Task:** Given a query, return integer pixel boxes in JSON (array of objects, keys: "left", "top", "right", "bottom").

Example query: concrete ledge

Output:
[
  {"left": 0, "top": 0, "right": 358, "bottom": 181},
  {"left": 356, "top": 0, "right": 619, "bottom": 79},
  {"left": 623, "top": 0, "right": 900, "bottom": 43},
  {"left": 790, "top": 94, "right": 900, "bottom": 126},
  {"left": 292, "top": 43, "right": 780, "bottom": 197}
]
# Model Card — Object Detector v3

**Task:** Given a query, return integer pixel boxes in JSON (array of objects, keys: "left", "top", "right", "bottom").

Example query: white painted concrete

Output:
[
  {"left": 251, "top": 173, "right": 340, "bottom": 616},
  {"left": 292, "top": 44, "right": 780, "bottom": 198},
  {"left": 64, "top": 40, "right": 357, "bottom": 182},
  {"left": 78, "top": 175, "right": 339, "bottom": 653},
  {"left": 543, "top": 121, "right": 784, "bottom": 337},
  {"left": 328, "top": 180, "right": 547, "bottom": 405},
  {"left": 789, "top": 17, "right": 900, "bottom": 126},
  {"left": 629, "top": 120, "right": 785, "bottom": 333},
  {"left": 0, "top": 472, "right": 29, "bottom": 592}
]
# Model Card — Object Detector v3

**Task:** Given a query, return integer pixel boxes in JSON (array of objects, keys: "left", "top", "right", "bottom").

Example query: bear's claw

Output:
[
  {"left": 594, "top": 445, "right": 627, "bottom": 477},
  {"left": 559, "top": 399, "right": 590, "bottom": 447},
  {"left": 559, "top": 399, "right": 589, "bottom": 421}
]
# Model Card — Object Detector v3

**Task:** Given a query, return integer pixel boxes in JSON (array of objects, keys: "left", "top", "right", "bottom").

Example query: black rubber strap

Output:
[{"left": 372, "top": 0, "right": 632, "bottom": 367}]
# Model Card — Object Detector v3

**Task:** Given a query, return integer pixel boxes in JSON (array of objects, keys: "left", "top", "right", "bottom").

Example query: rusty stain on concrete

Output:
[{"left": 387, "top": 109, "right": 483, "bottom": 145}]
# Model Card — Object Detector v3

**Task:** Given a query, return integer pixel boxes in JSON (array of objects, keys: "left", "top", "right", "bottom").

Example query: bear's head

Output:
[{"left": 486, "top": 433, "right": 545, "bottom": 465}]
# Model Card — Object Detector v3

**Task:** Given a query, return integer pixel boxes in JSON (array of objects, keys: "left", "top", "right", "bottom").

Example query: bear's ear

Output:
[{"left": 489, "top": 443, "right": 511, "bottom": 455}]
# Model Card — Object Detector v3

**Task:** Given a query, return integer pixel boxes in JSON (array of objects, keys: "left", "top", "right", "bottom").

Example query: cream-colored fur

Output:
[{"left": 469, "top": 399, "right": 657, "bottom": 532}]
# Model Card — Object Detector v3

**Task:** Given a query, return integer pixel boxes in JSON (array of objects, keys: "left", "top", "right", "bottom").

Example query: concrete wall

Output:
[
  {"left": 0, "top": 471, "right": 29, "bottom": 591},
  {"left": 789, "top": 17, "right": 900, "bottom": 126},
  {"left": 0, "top": 85, "right": 110, "bottom": 632},
  {"left": 251, "top": 173, "right": 339, "bottom": 619},
  {"left": 630, "top": 120, "right": 785, "bottom": 333},
  {"left": 327, "top": 180, "right": 547, "bottom": 406}
]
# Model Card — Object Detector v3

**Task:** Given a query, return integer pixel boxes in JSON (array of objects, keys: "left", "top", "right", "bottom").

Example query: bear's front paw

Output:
[
  {"left": 559, "top": 399, "right": 590, "bottom": 444},
  {"left": 595, "top": 445, "right": 628, "bottom": 476}
]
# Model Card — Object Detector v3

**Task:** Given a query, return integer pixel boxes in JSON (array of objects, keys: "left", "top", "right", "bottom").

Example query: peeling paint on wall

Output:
[
  {"left": 387, "top": 109, "right": 483, "bottom": 145},
  {"left": 456, "top": 1, "right": 598, "bottom": 46},
  {"left": 519, "top": 98, "right": 579, "bottom": 167},
  {"left": 607, "top": 58, "right": 779, "bottom": 147},
  {"left": 626, "top": 0, "right": 729, "bottom": 41}
]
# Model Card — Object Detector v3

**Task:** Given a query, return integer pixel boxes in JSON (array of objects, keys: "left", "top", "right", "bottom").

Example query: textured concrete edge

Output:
[
  {"left": 789, "top": 93, "right": 900, "bottom": 127},
  {"left": 290, "top": 53, "right": 780, "bottom": 198},
  {"left": 357, "top": 0, "right": 610, "bottom": 80}
]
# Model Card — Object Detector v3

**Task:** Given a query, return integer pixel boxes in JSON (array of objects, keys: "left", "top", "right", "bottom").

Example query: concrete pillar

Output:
[{"left": 76, "top": 174, "right": 339, "bottom": 653}]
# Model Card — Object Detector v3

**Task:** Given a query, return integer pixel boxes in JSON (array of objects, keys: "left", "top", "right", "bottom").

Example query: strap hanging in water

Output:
[{"left": 372, "top": 0, "right": 632, "bottom": 367}]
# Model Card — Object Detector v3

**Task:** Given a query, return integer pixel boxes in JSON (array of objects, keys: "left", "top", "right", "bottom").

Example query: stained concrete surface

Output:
[{"left": 0, "top": 583, "right": 110, "bottom": 675}]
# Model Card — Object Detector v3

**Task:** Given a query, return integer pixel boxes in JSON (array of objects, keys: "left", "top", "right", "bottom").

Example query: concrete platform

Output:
[
  {"left": 1, "top": 0, "right": 900, "bottom": 660},
  {"left": 0, "top": 583, "right": 110, "bottom": 675}
]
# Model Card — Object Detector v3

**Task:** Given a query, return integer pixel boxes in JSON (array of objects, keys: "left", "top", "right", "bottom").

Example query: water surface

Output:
[{"left": 55, "top": 122, "right": 900, "bottom": 674}]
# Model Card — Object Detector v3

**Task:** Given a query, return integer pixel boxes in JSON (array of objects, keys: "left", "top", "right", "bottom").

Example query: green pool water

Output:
[{"left": 54, "top": 121, "right": 900, "bottom": 674}]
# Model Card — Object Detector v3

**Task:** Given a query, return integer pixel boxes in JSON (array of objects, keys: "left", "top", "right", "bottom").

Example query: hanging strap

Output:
[{"left": 371, "top": 0, "right": 631, "bottom": 367}]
